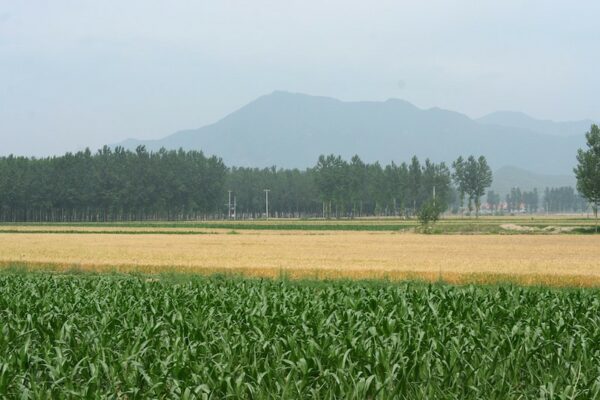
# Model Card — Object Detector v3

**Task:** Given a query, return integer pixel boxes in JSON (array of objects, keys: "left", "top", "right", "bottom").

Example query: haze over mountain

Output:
[
  {"left": 490, "top": 166, "right": 575, "bottom": 196},
  {"left": 477, "top": 111, "right": 595, "bottom": 137},
  {"left": 118, "top": 91, "right": 589, "bottom": 182},
  {"left": 4, "top": 2, "right": 600, "bottom": 158}
]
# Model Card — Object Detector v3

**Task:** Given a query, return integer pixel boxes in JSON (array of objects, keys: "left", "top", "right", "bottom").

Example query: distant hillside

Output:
[
  {"left": 117, "top": 91, "right": 586, "bottom": 174},
  {"left": 491, "top": 166, "right": 576, "bottom": 196},
  {"left": 477, "top": 111, "right": 595, "bottom": 137}
]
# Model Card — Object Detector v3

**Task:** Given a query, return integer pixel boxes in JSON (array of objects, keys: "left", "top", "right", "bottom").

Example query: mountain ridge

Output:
[
  {"left": 477, "top": 110, "right": 595, "bottom": 137},
  {"left": 116, "top": 91, "right": 589, "bottom": 176},
  {"left": 491, "top": 166, "right": 576, "bottom": 196}
]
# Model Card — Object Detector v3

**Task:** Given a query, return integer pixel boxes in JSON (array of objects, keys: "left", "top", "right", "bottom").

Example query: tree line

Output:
[
  {"left": 2, "top": 123, "right": 597, "bottom": 224},
  {"left": 0, "top": 146, "right": 227, "bottom": 222},
  {"left": 504, "top": 188, "right": 540, "bottom": 213},
  {"left": 0, "top": 146, "right": 497, "bottom": 222},
  {"left": 543, "top": 187, "right": 588, "bottom": 213},
  {"left": 483, "top": 123, "right": 600, "bottom": 223},
  {"left": 313, "top": 155, "right": 454, "bottom": 218},
  {"left": 487, "top": 187, "right": 587, "bottom": 214}
]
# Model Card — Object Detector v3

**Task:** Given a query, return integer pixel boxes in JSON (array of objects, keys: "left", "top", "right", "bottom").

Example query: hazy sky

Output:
[{"left": 1, "top": 1, "right": 599, "bottom": 156}]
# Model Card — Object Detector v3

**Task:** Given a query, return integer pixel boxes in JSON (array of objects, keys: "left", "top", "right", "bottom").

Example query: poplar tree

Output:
[
  {"left": 453, "top": 155, "right": 493, "bottom": 218},
  {"left": 574, "top": 124, "right": 600, "bottom": 232}
]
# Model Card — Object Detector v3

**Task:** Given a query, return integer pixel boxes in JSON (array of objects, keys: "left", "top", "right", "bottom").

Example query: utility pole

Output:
[
  {"left": 228, "top": 190, "right": 232, "bottom": 219},
  {"left": 264, "top": 189, "right": 270, "bottom": 220},
  {"left": 433, "top": 185, "right": 436, "bottom": 207},
  {"left": 233, "top": 195, "right": 237, "bottom": 220}
]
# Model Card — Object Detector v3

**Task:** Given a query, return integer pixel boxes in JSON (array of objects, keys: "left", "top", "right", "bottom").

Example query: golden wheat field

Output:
[{"left": 2, "top": 230, "right": 600, "bottom": 286}]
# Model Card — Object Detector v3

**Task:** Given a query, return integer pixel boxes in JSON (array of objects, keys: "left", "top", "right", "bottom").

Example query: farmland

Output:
[
  {"left": 6, "top": 2, "right": 600, "bottom": 397},
  {"left": 2, "top": 218, "right": 600, "bottom": 397},
  {"left": 1, "top": 220, "right": 600, "bottom": 286},
  {"left": 1, "top": 272, "right": 599, "bottom": 398},
  {"left": 1, "top": 214, "right": 598, "bottom": 234}
]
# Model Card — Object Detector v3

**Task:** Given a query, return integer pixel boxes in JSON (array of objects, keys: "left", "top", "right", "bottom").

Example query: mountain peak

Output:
[
  {"left": 268, "top": 90, "right": 303, "bottom": 98},
  {"left": 384, "top": 98, "right": 420, "bottom": 109},
  {"left": 116, "top": 91, "right": 585, "bottom": 174},
  {"left": 266, "top": 90, "right": 338, "bottom": 101}
]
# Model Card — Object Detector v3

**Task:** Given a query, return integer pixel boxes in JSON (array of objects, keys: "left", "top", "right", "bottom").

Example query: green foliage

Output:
[
  {"left": 543, "top": 186, "right": 588, "bottom": 213},
  {"left": 453, "top": 155, "right": 493, "bottom": 217},
  {"left": 486, "top": 190, "right": 501, "bottom": 213},
  {"left": 0, "top": 273, "right": 599, "bottom": 398},
  {"left": 313, "top": 154, "right": 452, "bottom": 218},
  {"left": 417, "top": 200, "right": 442, "bottom": 230},
  {"left": 504, "top": 187, "right": 540, "bottom": 213},
  {"left": 522, "top": 188, "right": 539, "bottom": 213},
  {"left": 0, "top": 146, "right": 227, "bottom": 222},
  {"left": 0, "top": 149, "right": 455, "bottom": 222},
  {"left": 574, "top": 124, "right": 600, "bottom": 230},
  {"left": 3, "top": 216, "right": 600, "bottom": 234},
  {"left": 226, "top": 166, "right": 321, "bottom": 218},
  {"left": 314, "top": 154, "right": 349, "bottom": 217}
]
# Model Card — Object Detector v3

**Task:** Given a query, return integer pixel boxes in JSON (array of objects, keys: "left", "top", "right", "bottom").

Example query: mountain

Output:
[
  {"left": 477, "top": 111, "right": 595, "bottom": 137},
  {"left": 117, "top": 91, "right": 586, "bottom": 175},
  {"left": 491, "top": 166, "right": 576, "bottom": 196}
]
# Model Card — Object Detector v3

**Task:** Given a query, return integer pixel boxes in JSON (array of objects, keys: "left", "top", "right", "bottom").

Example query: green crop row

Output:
[
  {"left": 2, "top": 218, "right": 597, "bottom": 234},
  {"left": 0, "top": 272, "right": 599, "bottom": 398}
]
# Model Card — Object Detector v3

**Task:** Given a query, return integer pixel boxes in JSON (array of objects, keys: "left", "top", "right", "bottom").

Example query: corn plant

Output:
[{"left": 0, "top": 273, "right": 599, "bottom": 398}]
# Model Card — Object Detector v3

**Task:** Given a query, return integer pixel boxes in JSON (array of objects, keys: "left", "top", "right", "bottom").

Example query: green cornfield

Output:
[{"left": 1, "top": 272, "right": 599, "bottom": 398}]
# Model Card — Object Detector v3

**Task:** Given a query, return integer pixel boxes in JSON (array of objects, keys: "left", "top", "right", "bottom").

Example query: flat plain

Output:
[
  {"left": 1, "top": 214, "right": 597, "bottom": 233},
  {"left": 3, "top": 217, "right": 600, "bottom": 397},
  {"left": 2, "top": 217, "right": 600, "bottom": 286}
]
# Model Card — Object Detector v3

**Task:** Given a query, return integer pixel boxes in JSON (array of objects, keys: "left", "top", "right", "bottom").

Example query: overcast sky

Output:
[{"left": 1, "top": 0, "right": 599, "bottom": 156}]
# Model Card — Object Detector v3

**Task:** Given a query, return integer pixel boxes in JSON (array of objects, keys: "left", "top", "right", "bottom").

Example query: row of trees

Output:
[
  {"left": 0, "top": 147, "right": 496, "bottom": 221},
  {"left": 0, "top": 146, "right": 227, "bottom": 222},
  {"left": 226, "top": 155, "right": 459, "bottom": 218},
  {"left": 226, "top": 167, "right": 320, "bottom": 218},
  {"left": 227, "top": 154, "right": 495, "bottom": 219},
  {"left": 487, "top": 187, "right": 588, "bottom": 214},
  {"left": 2, "top": 123, "right": 597, "bottom": 224},
  {"left": 505, "top": 188, "right": 539, "bottom": 213},
  {"left": 313, "top": 155, "right": 454, "bottom": 218},
  {"left": 543, "top": 187, "right": 588, "bottom": 213}
]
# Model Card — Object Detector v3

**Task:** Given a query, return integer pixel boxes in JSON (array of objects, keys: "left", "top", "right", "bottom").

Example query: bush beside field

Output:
[{"left": 1, "top": 272, "right": 599, "bottom": 398}]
